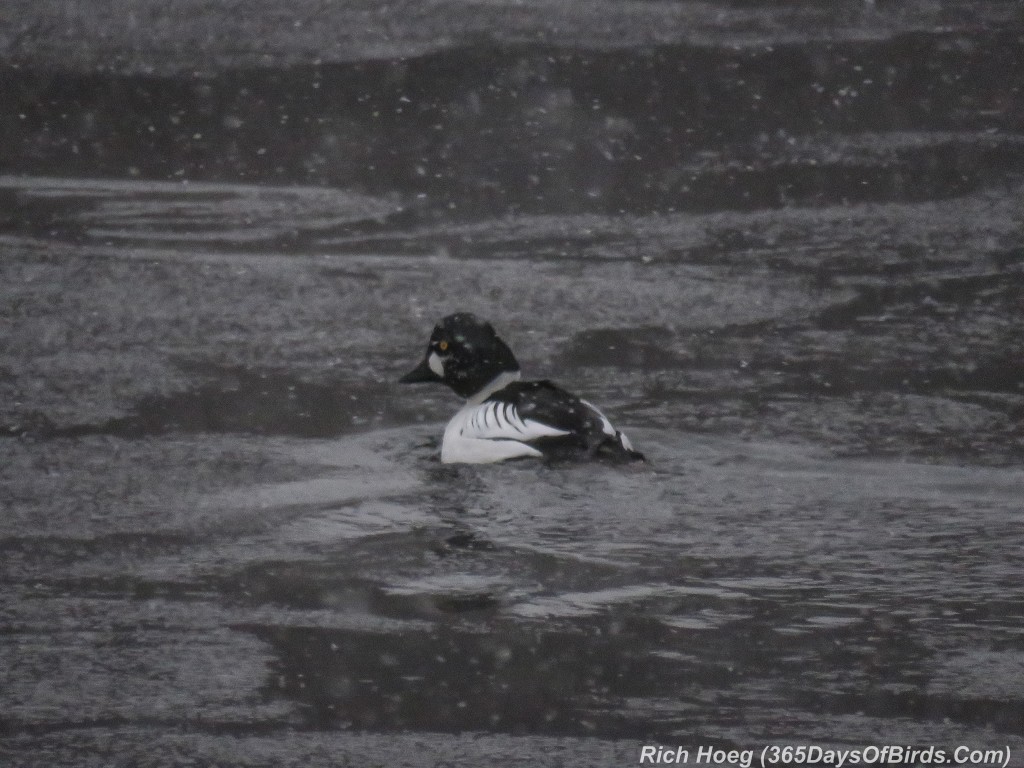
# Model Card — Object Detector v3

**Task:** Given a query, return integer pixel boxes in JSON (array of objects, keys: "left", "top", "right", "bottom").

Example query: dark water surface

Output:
[{"left": 3, "top": 10, "right": 1024, "bottom": 768}]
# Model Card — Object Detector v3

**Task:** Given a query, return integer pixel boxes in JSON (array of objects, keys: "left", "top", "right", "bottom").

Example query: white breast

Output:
[{"left": 440, "top": 401, "right": 569, "bottom": 464}]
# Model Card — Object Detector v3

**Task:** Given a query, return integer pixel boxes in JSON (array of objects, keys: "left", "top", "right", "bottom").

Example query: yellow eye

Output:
[{"left": 438, "top": 340, "right": 449, "bottom": 352}]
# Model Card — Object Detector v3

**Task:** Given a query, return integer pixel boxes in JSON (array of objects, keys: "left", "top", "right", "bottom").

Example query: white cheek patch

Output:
[{"left": 428, "top": 352, "right": 445, "bottom": 377}]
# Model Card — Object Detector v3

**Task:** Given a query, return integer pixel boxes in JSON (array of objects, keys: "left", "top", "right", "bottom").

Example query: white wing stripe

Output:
[
  {"left": 455, "top": 401, "right": 570, "bottom": 442},
  {"left": 501, "top": 403, "right": 524, "bottom": 434},
  {"left": 580, "top": 399, "right": 617, "bottom": 437}
]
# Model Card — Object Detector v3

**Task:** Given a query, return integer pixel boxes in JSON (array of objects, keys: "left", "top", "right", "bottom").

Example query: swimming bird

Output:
[{"left": 399, "top": 313, "right": 643, "bottom": 464}]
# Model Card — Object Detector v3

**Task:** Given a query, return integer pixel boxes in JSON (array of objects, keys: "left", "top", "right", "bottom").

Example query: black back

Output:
[{"left": 488, "top": 380, "right": 644, "bottom": 461}]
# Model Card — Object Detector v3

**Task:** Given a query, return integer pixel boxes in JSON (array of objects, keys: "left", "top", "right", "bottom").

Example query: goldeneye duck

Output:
[{"left": 399, "top": 313, "right": 644, "bottom": 464}]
